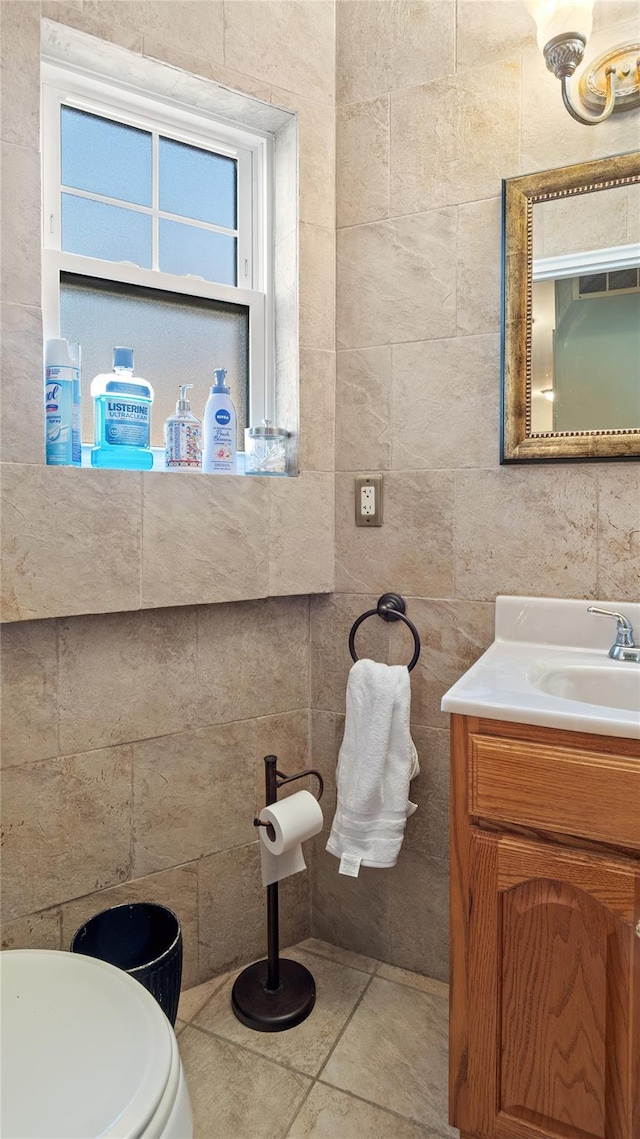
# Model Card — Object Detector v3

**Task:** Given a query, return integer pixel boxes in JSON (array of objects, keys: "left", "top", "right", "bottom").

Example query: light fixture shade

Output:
[{"left": 525, "top": 0, "right": 594, "bottom": 52}]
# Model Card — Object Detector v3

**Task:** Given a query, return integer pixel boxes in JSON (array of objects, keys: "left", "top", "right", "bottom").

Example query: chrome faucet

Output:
[{"left": 587, "top": 607, "right": 640, "bottom": 662}]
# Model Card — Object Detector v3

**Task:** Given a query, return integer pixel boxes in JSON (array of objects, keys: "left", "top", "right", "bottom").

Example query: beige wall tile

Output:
[
  {"left": 390, "top": 62, "right": 520, "bottom": 215},
  {"left": 335, "top": 347, "right": 392, "bottom": 472},
  {"left": 311, "top": 835, "right": 391, "bottom": 961},
  {"left": 224, "top": 1, "right": 335, "bottom": 104},
  {"left": 255, "top": 708, "right": 310, "bottom": 813},
  {"left": 457, "top": 198, "right": 502, "bottom": 337},
  {"left": 1, "top": 143, "right": 41, "bottom": 308},
  {"left": 141, "top": 40, "right": 273, "bottom": 103},
  {"left": 403, "top": 727, "right": 449, "bottom": 861},
  {"left": 310, "top": 709, "right": 340, "bottom": 823},
  {"left": 133, "top": 720, "right": 257, "bottom": 878},
  {"left": 197, "top": 596, "right": 310, "bottom": 724},
  {"left": 298, "top": 349, "right": 336, "bottom": 472},
  {"left": 1, "top": 907, "right": 62, "bottom": 952},
  {"left": 82, "top": 1, "right": 224, "bottom": 62},
  {"left": 1, "top": 618, "right": 58, "bottom": 768},
  {"left": 391, "top": 335, "right": 500, "bottom": 471},
  {"left": 58, "top": 608, "right": 198, "bottom": 753},
  {"left": 457, "top": 0, "right": 534, "bottom": 68},
  {"left": 337, "top": 0, "right": 455, "bottom": 104},
  {"left": 337, "top": 97, "right": 389, "bottom": 228},
  {"left": 42, "top": 2, "right": 145, "bottom": 51},
  {"left": 391, "top": 599, "right": 494, "bottom": 728},
  {"left": 0, "top": 1, "right": 41, "bottom": 149},
  {"left": 596, "top": 465, "right": 640, "bottom": 602},
  {"left": 337, "top": 211, "right": 457, "bottom": 349},
  {"left": 454, "top": 467, "right": 599, "bottom": 600},
  {"left": 268, "top": 472, "right": 334, "bottom": 596},
  {"left": 310, "top": 593, "right": 390, "bottom": 712},
  {"left": 141, "top": 473, "right": 269, "bottom": 608},
  {"left": 1, "top": 465, "right": 142, "bottom": 622},
  {"left": 390, "top": 851, "right": 449, "bottom": 981},
  {"left": 1, "top": 745, "right": 132, "bottom": 921},
  {"left": 60, "top": 863, "right": 199, "bottom": 987},
  {"left": 1, "top": 304, "right": 45, "bottom": 463},
  {"left": 335, "top": 471, "right": 455, "bottom": 598},
  {"left": 198, "top": 841, "right": 310, "bottom": 976},
  {"left": 271, "top": 90, "right": 336, "bottom": 231},
  {"left": 300, "top": 223, "right": 335, "bottom": 351}
]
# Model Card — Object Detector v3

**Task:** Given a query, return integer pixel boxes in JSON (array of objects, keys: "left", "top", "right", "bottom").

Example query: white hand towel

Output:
[{"left": 326, "top": 659, "right": 419, "bottom": 871}]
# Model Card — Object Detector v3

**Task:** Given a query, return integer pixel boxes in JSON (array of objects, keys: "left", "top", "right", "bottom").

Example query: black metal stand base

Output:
[{"left": 231, "top": 958, "right": 316, "bottom": 1033}]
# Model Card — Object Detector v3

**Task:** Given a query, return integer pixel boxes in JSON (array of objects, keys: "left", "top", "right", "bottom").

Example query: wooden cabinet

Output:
[{"left": 449, "top": 715, "right": 640, "bottom": 1139}]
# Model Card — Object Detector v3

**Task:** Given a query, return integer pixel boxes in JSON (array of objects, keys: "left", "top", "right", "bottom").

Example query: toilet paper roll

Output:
[{"left": 258, "top": 789, "right": 324, "bottom": 887}]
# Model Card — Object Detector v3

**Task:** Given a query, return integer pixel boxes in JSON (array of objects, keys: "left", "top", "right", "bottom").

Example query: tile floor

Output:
[{"left": 175, "top": 938, "right": 458, "bottom": 1139}]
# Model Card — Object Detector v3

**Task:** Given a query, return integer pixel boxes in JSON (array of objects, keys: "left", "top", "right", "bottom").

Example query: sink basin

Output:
[
  {"left": 441, "top": 595, "right": 640, "bottom": 740},
  {"left": 535, "top": 665, "right": 640, "bottom": 712}
]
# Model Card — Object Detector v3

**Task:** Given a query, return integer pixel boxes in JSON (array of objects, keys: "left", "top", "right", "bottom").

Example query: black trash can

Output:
[{"left": 70, "top": 902, "right": 182, "bottom": 1026}]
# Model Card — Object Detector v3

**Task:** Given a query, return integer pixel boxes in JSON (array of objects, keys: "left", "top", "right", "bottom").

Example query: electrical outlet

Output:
[{"left": 355, "top": 475, "right": 383, "bottom": 526}]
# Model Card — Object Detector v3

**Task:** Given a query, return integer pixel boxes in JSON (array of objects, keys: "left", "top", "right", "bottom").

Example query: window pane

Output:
[
  {"left": 60, "top": 274, "right": 249, "bottom": 449},
  {"left": 160, "top": 218, "right": 236, "bottom": 285},
  {"left": 61, "top": 107, "right": 152, "bottom": 206},
  {"left": 62, "top": 194, "right": 152, "bottom": 268},
  {"left": 159, "top": 137, "right": 236, "bottom": 229}
]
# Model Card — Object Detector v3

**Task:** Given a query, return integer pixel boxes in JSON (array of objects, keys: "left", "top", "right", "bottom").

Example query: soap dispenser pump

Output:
[{"left": 164, "top": 384, "right": 202, "bottom": 469}]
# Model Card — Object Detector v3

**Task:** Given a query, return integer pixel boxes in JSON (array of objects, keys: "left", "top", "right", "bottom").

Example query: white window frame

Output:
[{"left": 41, "top": 61, "right": 274, "bottom": 427}]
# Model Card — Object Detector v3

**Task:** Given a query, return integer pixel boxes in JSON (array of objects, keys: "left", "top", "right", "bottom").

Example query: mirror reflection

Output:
[{"left": 531, "top": 186, "right": 640, "bottom": 434}]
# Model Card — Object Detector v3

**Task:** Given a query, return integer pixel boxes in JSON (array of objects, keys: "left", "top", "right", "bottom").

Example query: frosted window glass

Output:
[
  {"left": 159, "top": 138, "right": 236, "bottom": 229},
  {"left": 160, "top": 218, "right": 236, "bottom": 286},
  {"left": 60, "top": 274, "right": 249, "bottom": 449},
  {"left": 61, "top": 107, "right": 152, "bottom": 206},
  {"left": 62, "top": 194, "right": 152, "bottom": 267}
]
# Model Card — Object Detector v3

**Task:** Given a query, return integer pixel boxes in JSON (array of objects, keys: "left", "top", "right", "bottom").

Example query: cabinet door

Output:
[{"left": 464, "top": 832, "right": 640, "bottom": 1139}]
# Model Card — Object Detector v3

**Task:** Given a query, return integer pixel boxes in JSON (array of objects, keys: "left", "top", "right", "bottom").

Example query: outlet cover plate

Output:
[{"left": 355, "top": 474, "right": 383, "bottom": 526}]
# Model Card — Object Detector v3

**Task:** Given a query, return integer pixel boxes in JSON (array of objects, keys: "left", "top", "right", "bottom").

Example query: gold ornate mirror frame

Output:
[{"left": 501, "top": 152, "right": 640, "bottom": 462}]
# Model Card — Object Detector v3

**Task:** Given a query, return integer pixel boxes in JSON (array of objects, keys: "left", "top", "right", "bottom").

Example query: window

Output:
[{"left": 42, "top": 63, "right": 274, "bottom": 449}]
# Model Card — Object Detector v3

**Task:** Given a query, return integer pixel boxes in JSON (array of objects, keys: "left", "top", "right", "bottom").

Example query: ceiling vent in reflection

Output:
[{"left": 576, "top": 266, "right": 640, "bottom": 300}]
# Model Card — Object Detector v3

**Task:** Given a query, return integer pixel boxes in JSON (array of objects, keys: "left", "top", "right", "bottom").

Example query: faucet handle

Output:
[
  {"left": 587, "top": 606, "right": 633, "bottom": 633},
  {"left": 587, "top": 607, "right": 635, "bottom": 656}
]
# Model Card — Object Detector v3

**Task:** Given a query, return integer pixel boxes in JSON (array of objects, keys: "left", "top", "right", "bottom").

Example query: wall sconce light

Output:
[{"left": 526, "top": 1, "right": 640, "bottom": 125}]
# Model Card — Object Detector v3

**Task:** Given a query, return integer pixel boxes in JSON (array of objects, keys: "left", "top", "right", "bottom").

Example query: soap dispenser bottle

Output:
[
  {"left": 90, "top": 347, "right": 154, "bottom": 470},
  {"left": 165, "top": 384, "right": 202, "bottom": 469},
  {"left": 202, "top": 368, "right": 237, "bottom": 474}
]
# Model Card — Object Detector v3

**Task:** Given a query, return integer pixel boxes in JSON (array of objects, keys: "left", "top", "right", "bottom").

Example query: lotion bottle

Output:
[
  {"left": 165, "top": 384, "right": 202, "bottom": 469},
  {"left": 202, "top": 368, "right": 237, "bottom": 474}
]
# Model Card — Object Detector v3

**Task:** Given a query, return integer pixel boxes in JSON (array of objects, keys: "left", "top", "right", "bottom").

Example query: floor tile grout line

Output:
[
  {"left": 292, "top": 942, "right": 379, "bottom": 976},
  {"left": 314, "top": 1075, "right": 454, "bottom": 1137},
  {"left": 315, "top": 969, "right": 378, "bottom": 1082},
  {"left": 183, "top": 1019, "right": 324, "bottom": 1082},
  {"left": 281, "top": 1078, "right": 317, "bottom": 1139}
]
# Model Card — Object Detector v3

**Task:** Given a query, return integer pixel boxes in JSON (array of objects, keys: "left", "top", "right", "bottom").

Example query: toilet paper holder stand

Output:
[{"left": 231, "top": 754, "right": 324, "bottom": 1033}]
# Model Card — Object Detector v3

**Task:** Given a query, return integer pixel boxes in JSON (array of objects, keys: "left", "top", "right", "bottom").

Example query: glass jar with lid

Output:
[{"left": 244, "top": 421, "right": 289, "bottom": 475}]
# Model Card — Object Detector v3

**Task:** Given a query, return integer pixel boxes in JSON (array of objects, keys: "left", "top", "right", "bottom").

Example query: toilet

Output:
[{"left": 0, "top": 950, "right": 193, "bottom": 1139}]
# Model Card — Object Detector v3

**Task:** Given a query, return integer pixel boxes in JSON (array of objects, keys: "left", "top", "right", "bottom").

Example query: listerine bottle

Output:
[{"left": 90, "top": 347, "right": 154, "bottom": 470}]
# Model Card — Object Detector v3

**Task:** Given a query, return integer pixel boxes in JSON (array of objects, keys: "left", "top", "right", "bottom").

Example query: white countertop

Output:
[{"left": 441, "top": 596, "right": 640, "bottom": 741}]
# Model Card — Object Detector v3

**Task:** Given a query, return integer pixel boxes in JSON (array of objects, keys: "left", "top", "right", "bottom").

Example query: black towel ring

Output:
[{"left": 348, "top": 593, "right": 421, "bottom": 673}]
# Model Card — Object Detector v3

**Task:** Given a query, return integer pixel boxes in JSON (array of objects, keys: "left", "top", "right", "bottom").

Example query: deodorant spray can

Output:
[{"left": 45, "top": 339, "right": 81, "bottom": 466}]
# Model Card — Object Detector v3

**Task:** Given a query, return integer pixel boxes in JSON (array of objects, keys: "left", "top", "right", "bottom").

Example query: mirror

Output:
[{"left": 502, "top": 153, "right": 640, "bottom": 462}]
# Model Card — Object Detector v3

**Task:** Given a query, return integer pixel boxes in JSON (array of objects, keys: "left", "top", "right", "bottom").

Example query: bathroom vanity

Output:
[{"left": 442, "top": 597, "right": 640, "bottom": 1139}]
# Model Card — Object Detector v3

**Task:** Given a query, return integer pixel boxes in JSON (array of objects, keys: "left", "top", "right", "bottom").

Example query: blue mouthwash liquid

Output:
[{"left": 91, "top": 347, "right": 154, "bottom": 470}]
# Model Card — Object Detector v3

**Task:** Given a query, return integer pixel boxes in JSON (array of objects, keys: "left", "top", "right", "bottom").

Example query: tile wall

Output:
[
  {"left": 0, "top": 1, "right": 336, "bottom": 977},
  {"left": 309, "top": 0, "right": 640, "bottom": 982}
]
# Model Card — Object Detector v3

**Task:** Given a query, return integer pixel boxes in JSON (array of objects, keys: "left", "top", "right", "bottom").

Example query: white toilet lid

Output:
[{"left": 1, "top": 950, "right": 175, "bottom": 1139}]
